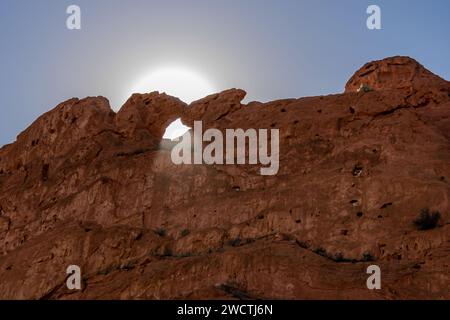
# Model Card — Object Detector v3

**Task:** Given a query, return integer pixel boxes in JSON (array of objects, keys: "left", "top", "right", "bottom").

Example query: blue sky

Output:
[{"left": 1, "top": 0, "right": 449, "bottom": 146}]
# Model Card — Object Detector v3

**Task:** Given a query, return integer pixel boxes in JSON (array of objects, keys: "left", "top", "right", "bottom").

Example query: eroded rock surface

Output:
[{"left": 0, "top": 56, "right": 449, "bottom": 299}]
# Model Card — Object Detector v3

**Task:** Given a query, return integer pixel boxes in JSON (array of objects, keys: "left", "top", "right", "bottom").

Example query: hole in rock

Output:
[
  {"left": 356, "top": 212, "right": 363, "bottom": 218},
  {"left": 42, "top": 164, "right": 49, "bottom": 181},
  {"left": 352, "top": 165, "right": 363, "bottom": 177},
  {"left": 163, "top": 118, "right": 190, "bottom": 141},
  {"left": 349, "top": 107, "right": 355, "bottom": 114}
]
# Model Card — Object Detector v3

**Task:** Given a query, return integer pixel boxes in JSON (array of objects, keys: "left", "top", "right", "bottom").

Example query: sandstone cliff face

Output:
[{"left": 0, "top": 56, "right": 449, "bottom": 299}]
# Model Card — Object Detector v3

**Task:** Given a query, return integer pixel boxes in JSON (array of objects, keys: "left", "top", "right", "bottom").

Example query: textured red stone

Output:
[{"left": 0, "top": 56, "right": 449, "bottom": 299}]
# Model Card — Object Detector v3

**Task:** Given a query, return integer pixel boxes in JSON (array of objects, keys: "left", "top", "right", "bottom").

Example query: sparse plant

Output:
[
  {"left": 180, "top": 229, "right": 190, "bottom": 237},
  {"left": 357, "top": 83, "right": 373, "bottom": 93},
  {"left": 296, "top": 240, "right": 311, "bottom": 249},
  {"left": 154, "top": 228, "right": 166, "bottom": 237},
  {"left": 228, "top": 238, "right": 242, "bottom": 247},
  {"left": 120, "top": 261, "right": 134, "bottom": 270},
  {"left": 333, "top": 252, "right": 347, "bottom": 262},
  {"left": 162, "top": 247, "right": 173, "bottom": 257},
  {"left": 228, "top": 237, "right": 254, "bottom": 247},
  {"left": 177, "top": 252, "right": 193, "bottom": 258},
  {"left": 218, "top": 283, "right": 252, "bottom": 300},
  {"left": 98, "top": 264, "right": 117, "bottom": 275},
  {"left": 414, "top": 208, "right": 441, "bottom": 230},
  {"left": 362, "top": 251, "right": 374, "bottom": 262},
  {"left": 314, "top": 247, "right": 327, "bottom": 257}
]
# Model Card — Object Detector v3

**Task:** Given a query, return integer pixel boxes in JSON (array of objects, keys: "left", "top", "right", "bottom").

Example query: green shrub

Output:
[
  {"left": 228, "top": 237, "right": 254, "bottom": 247},
  {"left": 314, "top": 247, "right": 327, "bottom": 257},
  {"left": 154, "top": 228, "right": 166, "bottom": 237},
  {"left": 414, "top": 208, "right": 441, "bottom": 230},
  {"left": 162, "top": 247, "right": 173, "bottom": 257},
  {"left": 228, "top": 238, "right": 242, "bottom": 247},
  {"left": 362, "top": 251, "right": 374, "bottom": 262}
]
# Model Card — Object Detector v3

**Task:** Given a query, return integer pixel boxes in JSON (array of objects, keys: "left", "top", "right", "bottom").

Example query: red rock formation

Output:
[{"left": 0, "top": 56, "right": 449, "bottom": 299}]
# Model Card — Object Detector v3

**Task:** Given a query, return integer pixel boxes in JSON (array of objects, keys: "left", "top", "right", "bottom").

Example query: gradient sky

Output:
[{"left": 1, "top": 0, "right": 450, "bottom": 146}]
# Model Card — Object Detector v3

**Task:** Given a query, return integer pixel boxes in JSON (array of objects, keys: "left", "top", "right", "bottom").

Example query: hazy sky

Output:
[{"left": 1, "top": 0, "right": 450, "bottom": 146}]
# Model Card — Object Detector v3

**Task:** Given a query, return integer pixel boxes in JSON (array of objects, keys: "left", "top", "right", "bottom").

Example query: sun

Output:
[
  {"left": 129, "top": 67, "right": 216, "bottom": 139},
  {"left": 130, "top": 67, "right": 216, "bottom": 104}
]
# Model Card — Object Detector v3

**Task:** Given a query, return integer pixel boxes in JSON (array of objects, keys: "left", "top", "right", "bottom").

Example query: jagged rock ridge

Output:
[{"left": 0, "top": 56, "right": 449, "bottom": 299}]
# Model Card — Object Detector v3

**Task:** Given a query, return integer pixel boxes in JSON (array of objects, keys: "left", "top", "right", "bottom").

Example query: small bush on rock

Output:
[{"left": 414, "top": 208, "right": 441, "bottom": 230}]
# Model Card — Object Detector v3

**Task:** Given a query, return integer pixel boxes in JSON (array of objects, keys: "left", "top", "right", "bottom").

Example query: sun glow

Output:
[
  {"left": 131, "top": 67, "right": 216, "bottom": 104},
  {"left": 129, "top": 67, "right": 216, "bottom": 139}
]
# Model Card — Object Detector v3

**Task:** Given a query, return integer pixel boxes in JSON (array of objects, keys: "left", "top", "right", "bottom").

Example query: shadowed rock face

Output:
[{"left": 0, "top": 56, "right": 449, "bottom": 300}]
